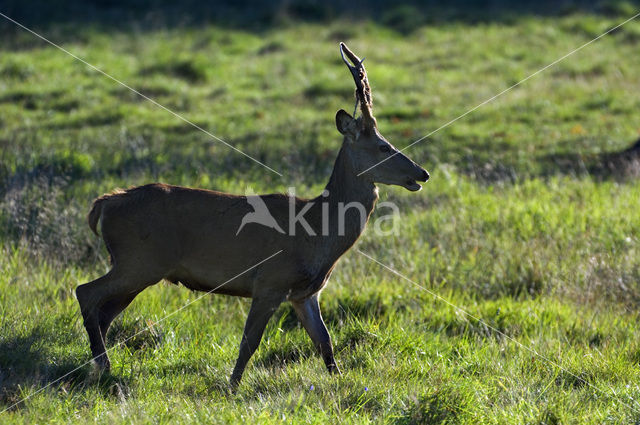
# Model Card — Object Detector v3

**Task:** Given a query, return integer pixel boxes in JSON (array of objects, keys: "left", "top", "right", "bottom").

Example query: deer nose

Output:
[{"left": 421, "top": 169, "right": 430, "bottom": 182}]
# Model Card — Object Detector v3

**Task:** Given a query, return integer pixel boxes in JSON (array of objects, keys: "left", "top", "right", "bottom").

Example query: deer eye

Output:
[{"left": 379, "top": 145, "right": 391, "bottom": 153}]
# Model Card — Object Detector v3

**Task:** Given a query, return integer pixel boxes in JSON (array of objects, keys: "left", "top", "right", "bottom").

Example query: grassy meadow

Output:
[{"left": 2, "top": 3, "right": 640, "bottom": 423}]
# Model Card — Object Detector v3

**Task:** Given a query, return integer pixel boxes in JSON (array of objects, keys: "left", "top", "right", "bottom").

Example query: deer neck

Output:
[
  {"left": 319, "top": 145, "right": 379, "bottom": 246},
  {"left": 325, "top": 146, "right": 378, "bottom": 205}
]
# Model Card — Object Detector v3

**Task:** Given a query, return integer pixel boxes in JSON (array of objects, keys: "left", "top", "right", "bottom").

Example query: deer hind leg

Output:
[
  {"left": 230, "top": 295, "right": 284, "bottom": 391},
  {"left": 98, "top": 291, "right": 141, "bottom": 342},
  {"left": 76, "top": 273, "right": 115, "bottom": 370},
  {"left": 76, "top": 269, "right": 157, "bottom": 370},
  {"left": 292, "top": 294, "right": 340, "bottom": 374}
]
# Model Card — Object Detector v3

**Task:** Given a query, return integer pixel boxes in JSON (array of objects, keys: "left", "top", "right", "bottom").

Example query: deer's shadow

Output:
[{"left": 0, "top": 325, "right": 130, "bottom": 411}]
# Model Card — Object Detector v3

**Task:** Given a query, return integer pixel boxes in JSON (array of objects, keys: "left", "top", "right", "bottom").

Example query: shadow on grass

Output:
[
  {"left": 322, "top": 294, "right": 389, "bottom": 327},
  {"left": 540, "top": 137, "right": 640, "bottom": 181},
  {"left": 459, "top": 137, "right": 640, "bottom": 184},
  {"left": 1, "top": 0, "right": 639, "bottom": 45},
  {"left": 255, "top": 341, "right": 312, "bottom": 370},
  {"left": 0, "top": 326, "right": 130, "bottom": 412}
]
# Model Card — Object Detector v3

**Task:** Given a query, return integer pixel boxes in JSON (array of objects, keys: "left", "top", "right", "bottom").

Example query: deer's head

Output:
[{"left": 336, "top": 43, "right": 429, "bottom": 191}]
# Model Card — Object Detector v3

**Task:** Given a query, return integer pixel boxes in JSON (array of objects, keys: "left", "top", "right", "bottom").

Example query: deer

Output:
[{"left": 76, "top": 43, "right": 429, "bottom": 390}]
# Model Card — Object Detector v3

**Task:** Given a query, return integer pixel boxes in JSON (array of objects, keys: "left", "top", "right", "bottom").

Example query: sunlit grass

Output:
[{"left": 1, "top": 11, "right": 640, "bottom": 423}]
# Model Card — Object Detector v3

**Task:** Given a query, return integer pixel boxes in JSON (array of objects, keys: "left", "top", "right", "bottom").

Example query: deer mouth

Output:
[
  {"left": 403, "top": 179, "right": 422, "bottom": 192},
  {"left": 402, "top": 169, "right": 429, "bottom": 191}
]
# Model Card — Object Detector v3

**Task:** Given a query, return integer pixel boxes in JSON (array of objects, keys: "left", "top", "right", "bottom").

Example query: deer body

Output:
[{"left": 76, "top": 43, "right": 428, "bottom": 389}]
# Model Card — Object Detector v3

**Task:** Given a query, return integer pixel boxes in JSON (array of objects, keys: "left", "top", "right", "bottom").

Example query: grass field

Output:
[{"left": 2, "top": 3, "right": 640, "bottom": 423}]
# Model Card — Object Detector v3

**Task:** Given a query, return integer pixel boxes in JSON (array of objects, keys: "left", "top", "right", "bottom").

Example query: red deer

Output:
[{"left": 76, "top": 43, "right": 429, "bottom": 389}]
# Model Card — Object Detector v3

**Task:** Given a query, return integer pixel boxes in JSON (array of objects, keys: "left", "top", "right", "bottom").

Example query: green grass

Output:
[{"left": 2, "top": 9, "right": 640, "bottom": 423}]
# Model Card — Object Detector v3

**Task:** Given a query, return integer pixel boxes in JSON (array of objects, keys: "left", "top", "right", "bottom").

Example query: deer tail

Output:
[
  {"left": 88, "top": 197, "right": 107, "bottom": 236},
  {"left": 88, "top": 190, "right": 125, "bottom": 236}
]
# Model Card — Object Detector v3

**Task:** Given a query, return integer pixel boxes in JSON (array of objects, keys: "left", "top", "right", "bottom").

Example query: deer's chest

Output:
[{"left": 287, "top": 258, "right": 336, "bottom": 301}]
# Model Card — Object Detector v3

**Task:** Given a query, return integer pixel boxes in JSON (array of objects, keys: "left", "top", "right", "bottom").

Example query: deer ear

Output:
[{"left": 336, "top": 109, "right": 356, "bottom": 136}]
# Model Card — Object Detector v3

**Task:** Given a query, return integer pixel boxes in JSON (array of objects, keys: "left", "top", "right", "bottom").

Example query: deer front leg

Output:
[
  {"left": 292, "top": 294, "right": 340, "bottom": 375},
  {"left": 230, "top": 295, "right": 283, "bottom": 390}
]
